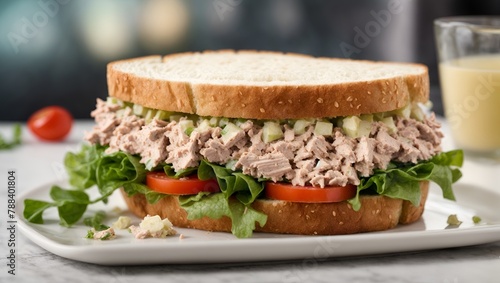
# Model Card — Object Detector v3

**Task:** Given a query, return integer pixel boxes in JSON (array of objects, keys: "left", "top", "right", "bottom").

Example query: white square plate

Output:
[{"left": 17, "top": 181, "right": 500, "bottom": 265}]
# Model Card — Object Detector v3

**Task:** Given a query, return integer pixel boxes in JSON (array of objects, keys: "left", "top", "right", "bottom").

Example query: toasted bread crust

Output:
[
  {"left": 107, "top": 55, "right": 195, "bottom": 114},
  {"left": 121, "top": 181, "right": 429, "bottom": 236},
  {"left": 107, "top": 50, "right": 429, "bottom": 119}
]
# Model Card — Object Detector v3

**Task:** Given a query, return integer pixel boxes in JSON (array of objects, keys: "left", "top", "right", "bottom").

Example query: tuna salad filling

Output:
[
  {"left": 22, "top": 97, "right": 463, "bottom": 239},
  {"left": 85, "top": 98, "right": 443, "bottom": 188}
]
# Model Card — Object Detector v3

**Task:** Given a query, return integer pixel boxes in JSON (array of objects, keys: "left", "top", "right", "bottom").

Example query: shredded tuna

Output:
[
  {"left": 237, "top": 152, "right": 292, "bottom": 182},
  {"left": 315, "top": 158, "right": 333, "bottom": 171},
  {"left": 294, "top": 147, "right": 313, "bottom": 163},
  {"left": 271, "top": 141, "right": 298, "bottom": 160},
  {"left": 165, "top": 122, "right": 200, "bottom": 171},
  {"left": 200, "top": 122, "right": 251, "bottom": 162},
  {"left": 283, "top": 124, "right": 295, "bottom": 142},
  {"left": 325, "top": 170, "right": 347, "bottom": 186},
  {"left": 240, "top": 120, "right": 254, "bottom": 132},
  {"left": 222, "top": 129, "right": 246, "bottom": 148},
  {"left": 201, "top": 139, "right": 232, "bottom": 163},
  {"left": 333, "top": 130, "right": 357, "bottom": 164},
  {"left": 375, "top": 128, "right": 400, "bottom": 155},
  {"left": 90, "top": 227, "right": 115, "bottom": 240},
  {"left": 295, "top": 159, "right": 315, "bottom": 171},
  {"left": 305, "top": 136, "right": 331, "bottom": 159},
  {"left": 138, "top": 119, "right": 170, "bottom": 167},
  {"left": 106, "top": 108, "right": 144, "bottom": 155},
  {"left": 247, "top": 130, "right": 266, "bottom": 155},
  {"left": 355, "top": 136, "right": 376, "bottom": 177},
  {"left": 195, "top": 127, "right": 213, "bottom": 144},
  {"left": 87, "top": 101, "right": 444, "bottom": 188},
  {"left": 309, "top": 173, "right": 326, "bottom": 188},
  {"left": 84, "top": 99, "right": 121, "bottom": 145}
]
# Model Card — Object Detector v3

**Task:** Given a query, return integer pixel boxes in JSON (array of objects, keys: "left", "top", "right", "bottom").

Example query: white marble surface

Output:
[{"left": 1, "top": 120, "right": 499, "bottom": 283}]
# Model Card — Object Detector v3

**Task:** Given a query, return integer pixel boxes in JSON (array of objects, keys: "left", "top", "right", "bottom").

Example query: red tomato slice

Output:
[
  {"left": 265, "top": 182, "right": 357, "bottom": 203},
  {"left": 146, "top": 172, "right": 220, "bottom": 195},
  {"left": 28, "top": 106, "right": 73, "bottom": 141}
]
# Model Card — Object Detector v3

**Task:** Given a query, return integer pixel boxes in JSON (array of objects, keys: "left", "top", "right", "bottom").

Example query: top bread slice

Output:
[{"left": 107, "top": 50, "right": 429, "bottom": 119}]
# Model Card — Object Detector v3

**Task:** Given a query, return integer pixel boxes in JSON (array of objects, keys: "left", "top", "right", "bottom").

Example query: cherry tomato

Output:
[
  {"left": 265, "top": 182, "right": 357, "bottom": 203},
  {"left": 146, "top": 172, "right": 220, "bottom": 195},
  {"left": 28, "top": 106, "right": 73, "bottom": 141}
]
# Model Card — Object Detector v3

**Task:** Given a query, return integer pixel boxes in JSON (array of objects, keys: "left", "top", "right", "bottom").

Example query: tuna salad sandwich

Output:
[{"left": 24, "top": 51, "right": 463, "bottom": 238}]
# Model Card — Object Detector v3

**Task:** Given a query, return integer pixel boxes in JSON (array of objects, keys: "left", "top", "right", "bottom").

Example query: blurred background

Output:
[{"left": 0, "top": 0, "right": 499, "bottom": 121}]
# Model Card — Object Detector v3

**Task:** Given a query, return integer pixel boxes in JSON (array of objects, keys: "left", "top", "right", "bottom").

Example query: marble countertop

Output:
[{"left": 1, "top": 121, "right": 499, "bottom": 283}]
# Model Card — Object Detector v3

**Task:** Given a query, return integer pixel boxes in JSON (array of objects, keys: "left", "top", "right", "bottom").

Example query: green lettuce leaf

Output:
[
  {"left": 57, "top": 202, "right": 88, "bottom": 227},
  {"left": 96, "top": 151, "right": 146, "bottom": 196},
  {"left": 163, "top": 164, "right": 197, "bottom": 178},
  {"left": 23, "top": 199, "right": 55, "bottom": 224},
  {"left": 348, "top": 150, "right": 464, "bottom": 211},
  {"left": 24, "top": 145, "right": 149, "bottom": 226},
  {"left": 64, "top": 144, "right": 104, "bottom": 189},
  {"left": 174, "top": 160, "right": 267, "bottom": 238},
  {"left": 49, "top": 186, "right": 90, "bottom": 227},
  {"left": 179, "top": 193, "right": 267, "bottom": 238},
  {"left": 24, "top": 186, "right": 90, "bottom": 227},
  {"left": 198, "top": 160, "right": 264, "bottom": 205},
  {"left": 122, "top": 183, "right": 165, "bottom": 204},
  {"left": 0, "top": 124, "right": 22, "bottom": 150},
  {"left": 179, "top": 192, "right": 225, "bottom": 218}
]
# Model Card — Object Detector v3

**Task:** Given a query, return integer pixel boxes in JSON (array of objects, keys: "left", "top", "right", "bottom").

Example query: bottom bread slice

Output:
[{"left": 121, "top": 181, "right": 429, "bottom": 236}]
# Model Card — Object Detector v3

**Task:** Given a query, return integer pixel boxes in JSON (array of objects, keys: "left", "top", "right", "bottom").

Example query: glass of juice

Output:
[{"left": 435, "top": 16, "right": 500, "bottom": 160}]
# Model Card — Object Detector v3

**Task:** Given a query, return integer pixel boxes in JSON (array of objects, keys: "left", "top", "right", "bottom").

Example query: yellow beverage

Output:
[{"left": 439, "top": 55, "right": 500, "bottom": 152}]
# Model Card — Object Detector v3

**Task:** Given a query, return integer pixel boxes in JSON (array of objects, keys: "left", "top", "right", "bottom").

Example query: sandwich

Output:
[{"left": 24, "top": 50, "right": 463, "bottom": 238}]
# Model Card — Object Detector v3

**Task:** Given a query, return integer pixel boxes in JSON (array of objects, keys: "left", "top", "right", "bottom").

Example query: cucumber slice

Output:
[
  {"left": 234, "top": 118, "right": 248, "bottom": 127},
  {"left": 293, "top": 120, "right": 312, "bottom": 135},
  {"left": 221, "top": 122, "right": 243, "bottom": 144},
  {"left": 154, "top": 110, "right": 171, "bottom": 121},
  {"left": 145, "top": 159, "right": 155, "bottom": 171},
  {"left": 218, "top": 118, "right": 230, "bottom": 127},
  {"left": 197, "top": 119, "right": 212, "bottom": 132},
  {"left": 358, "top": 120, "right": 372, "bottom": 137},
  {"left": 393, "top": 104, "right": 411, "bottom": 118},
  {"left": 179, "top": 120, "right": 195, "bottom": 136},
  {"left": 314, "top": 121, "right": 333, "bottom": 136},
  {"left": 360, "top": 114, "right": 374, "bottom": 123},
  {"left": 169, "top": 115, "right": 183, "bottom": 122},
  {"left": 107, "top": 97, "right": 124, "bottom": 106},
  {"left": 342, "top": 116, "right": 372, "bottom": 137},
  {"left": 133, "top": 104, "right": 148, "bottom": 117},
  {"left": 381, "top": 116, "right": 397, "bottom": 134},
  {"left": 116, "top": 106, "right": 132, "bottom": 118},
  {"left": 410, "top": 104, "right": 425, "bottom": 121},
  {"left": 262, "top": 121, "right": 283, "bottom": 143},
  {"left": 208, "top": 117, "right": 219, "bottom": 127},
  {"left": 373, "top": 112, "right": 386, "bottom": 121},
  {"left": 342, "top": 116, "right": 361, "bottom": 138},
  {"left": 144, "top": 109, "right": 157, "bottom": 123},
  {"left": 115, "top": 109, "right": 125, "bottom": 118},
  {"left": 225, "top": 159, "right": 238, "bottom": 170}
]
